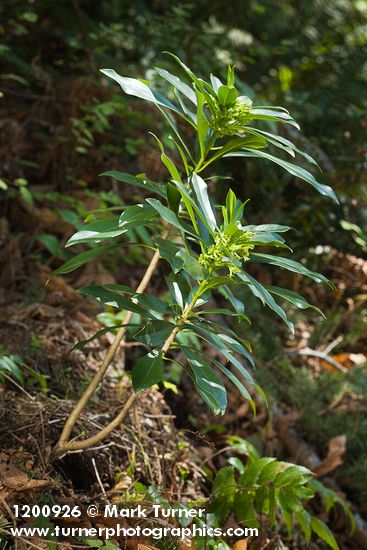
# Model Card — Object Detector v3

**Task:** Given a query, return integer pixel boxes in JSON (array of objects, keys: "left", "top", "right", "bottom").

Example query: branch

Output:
[
  {"left": 54, "top": 230, "right": 168, "bottom": 452},
  {"left": 285, "top": 347, "right": 348, "bottom": 373},
  {"left": 53, "top": 275, "right": 205, "bottom": 456}
]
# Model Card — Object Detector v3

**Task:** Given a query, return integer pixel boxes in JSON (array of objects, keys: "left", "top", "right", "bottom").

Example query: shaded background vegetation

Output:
[{"left": 1, "top": 0, "right": 366, "bottom": 518}]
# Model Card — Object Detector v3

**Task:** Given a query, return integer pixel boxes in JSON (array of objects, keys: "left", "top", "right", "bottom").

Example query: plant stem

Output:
[
  {"left": 53, "top": 279, "right": 206, "bottom": 456},
  {"left": 54, "top": 136, "right": 213, "bottom": 456},
  {"left": 54, "top": 229, "right": 168, "bottom": 452}
]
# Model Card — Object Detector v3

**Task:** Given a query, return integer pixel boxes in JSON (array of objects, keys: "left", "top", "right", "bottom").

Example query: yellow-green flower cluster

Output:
[
  {"left": 198, "top": 230, "right": 254, "bottom": 277},
  {"left": 210, "top": 97, "right": 253, "bottom": 137}
]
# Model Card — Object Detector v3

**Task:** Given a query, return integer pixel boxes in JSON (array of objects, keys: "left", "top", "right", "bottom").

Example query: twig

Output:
[
  {"left": 0, "top": 495, "right": 18, "bottom": 549},
  {"left": 285, "top": 347, "right": 348, "bottom": 373},
  {"left": 322, "top": 335, "right": 343, "bottom": 355},
  {"left": 54, "top": 391, "right": 139, "bottom": 455},
  {"left": 92, "top": 457, "right": 110, "bottom": 504},
  {"left": 1, "top": 373, "right": 35, "bottom": 400},
  {"left": 55, "top": 229, "right": 168, "bottom": 453}
]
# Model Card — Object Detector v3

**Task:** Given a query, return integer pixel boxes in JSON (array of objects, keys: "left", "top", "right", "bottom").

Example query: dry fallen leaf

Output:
[
  {"left": 314, "top": 435, "right": 347, "bottom": 477},
  {"left": 180, "top": 539, "right": 196, "bottom": 550},
  {"left": 233, "top": 540, "right": 248, "bottom": 550},
  {"left": 320, "top": 353, "right": 366, "bottom": 373}
]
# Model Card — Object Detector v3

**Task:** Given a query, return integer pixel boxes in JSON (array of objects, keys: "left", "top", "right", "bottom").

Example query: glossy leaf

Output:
[
  {"left": 66, "top": 219, "right": 126, "bottom": 247},
  {"left": 132, "top": 350, "right": 164, "bottom": 392},
  {"left": 101, "top": 171, "right": 165, "bottom": 197},
  {"left": 119, "top": 204, "right": 156, "bottom": 227},
  {"left": 51, "top": 244, "right": 119, "bottom": 277},
  {"left": 250, "top": 252, "right": 333, "bottom": 286},
  {"left": 155, "top": 238, "right": 184, "bottom": 272},
  {"left": 137, "top": 320, "right": 176, "bottom": 347},
  {"left": 217, "top": 85, "right": 238, "bottom": 105},
  {"left": 146, "top": 198, "right": 197, "bottom": 237},
  {"left": 176, "top": 250, "right": 205, "bottom": 279},
  {"left": 184, "top": 348, "right": 227, "bottom": 415},
  {"left": 266, "top": 285, "right": 324, "bottom": 316},
  {"left": 100, "top": 69, "right": 183, "bottom": 116},
  {"left": 155, "top": 67, "right": 197, "bottom": 104},
  {"left": 227, "top": 149, "right": 338, "bottom": 202},
  {"left": 78, "top": 285, "right": 155, "bottom": 318},
  {"left": 237, "top": 272, "right": 294, "bottom": 333},
  {"left": 190, "top": 173, "right": 216, "bottom": 232},
  {"left": 242, "top": 223, "right": 291, "bottom": 233},
  {"left": 249, "top": 107, "right": 300, "bottom": 129},
  {"left": 73, "top": 324, "right": 141, "bottom": 351},
  {"left": 310, "top": 517, "right": 339, "bottom": 550}
]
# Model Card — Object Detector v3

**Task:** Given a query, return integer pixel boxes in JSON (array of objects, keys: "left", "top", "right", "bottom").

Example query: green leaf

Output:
[
  {"left": 155, "top": 238, "right": 184, "bottom": 272},
  {"left": 66, "top": 219, "right": 125, "bottom": 247},
  {"left": 228, "top": 436, "right": 260, "bottom": 460},
  {"left": 188, "top": 323, "right": 255, "bottom": 384},
  {"left": 210, "top": 466, "right": 235, "bottom": 524},
  {"left": 37, "top": 234, "right": 67, "bottom": 259},
  {"left": 240, "top": 458, "right": 277, "bottom": 485},
  {"left": 100, "top": 69, "right": 183, "bottom": 115},
  {"left": 173, "top": 180, "right": 206, "bottom": 234},
  {"left": 190, "top": 173, "right": 217, "bottom": 232},
  {"left": 166, "top": 273, "right": 191, "bottom": 309},
  {"left": 176, "top": 250, "right": 205, "bottom": 279},
  {"left": 184, "top": 348, "right": 227, "bottom": 415},
  {"left": 137, "top": 321, "right": 175, "bottom": 347},
  {"left": 101, "top": 171, "right": 165, "bottom": 197},
  {"left": 165, "top": 52, "right": 205, "bottom": 92},
  {"left": 237, "top": 272, "right": 294, "bottom": 333},
  {"left": 295, "top": 509, "right": 312, "bottom": 544},
  {"left": 220, "top": 285, "right": 245, "bottom": 314},
  {"left": 73, "top": 324, "right": 141, "bottom": 351},
  {"left": 210, "top": 74, "right": 223, "bottom": 94},
  {"left": 265, "top": 285, "right": 324, "bottom": 316},
  {"left": 51, "top": 244, "right": 118, "bottom": 277},
  {"left": 166, "top": 183, "right": 181, "bottom": 215},
  {"left": 201, "top": 276, "right": 235, "bottom": 292},
  {"left": 146, "top": 198, "right": 197, "bottom": 237},
  {"left": 155, "top": 67, "right": 197, "bottom": 104},
  {"left": 0, "top": 355, "right": 24, "bottom": 383},
  {"left": 184, "top": 346, "right": 253, "bottom": 402},
  {"left": 227, "top": 149, "right": 338, "bottom": 202},
  {"left": 132, "top": 350, "right": 164, "bottom": 392},
  {"left": 196, "top": 307, "right": 249, "bottom": 320},
  {"left": 268, "top": 487, "right": 276, "bottom": 525},
  {"left": 78, "top": 285, "right": 155, "bottom": 317},
  {"left": 250, "top": 252, "right": 333, "bottom": 287},
  {"left": 247, "top": 127, "right": 319, "bottom": 167},
  {"left": 310, "top": 517, "right": 339, "bottom": 550},
  {"left": 217, "top": 85, "right": 238, "bottom": 106},
  {"left": 134, "top": 294, "right": 169, "bottom": 314},
  {"left": 250, "top": 231, "right": 290, "bottom": 248},
  {"left": 274, "top": 464, "right": 312, "bottom": 488},
  {"left": 204, "top": 135, "right": 267, "bottom": 167},
  {"left": 234, "top": 492, "right": 259, "bottom": 528},
  {"left": 258, "top": 460, "right": 282, "bottom": 484},
  {"left": 203, "top": 354, "right": 253, "bottom": 403},
  {"left": 228, "top": 457, "right": 245, "bottom": 474},
  {"left": 242, "top": 223, "right": 291, "bottom": 233},
  {"left": 281, "top": 507, "right": 293, "bottom": 535},
  {"left": 150, "top": 133, "right": 182, "bottom": 182},
  {"left": 119, "top": 204, "right": 156, "bottom": 227},
  {"left": 195, "top": 89, "right": 210, "bottom": 158},
  {"left": 249, "top": 107, "right": 300, "bottom": 129}
]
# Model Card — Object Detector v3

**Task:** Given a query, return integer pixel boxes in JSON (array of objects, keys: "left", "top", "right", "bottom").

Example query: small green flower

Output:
[
  {"left": 199, "top": 228, "right": 254, "bottom": 276},
  {"left": 210, "top": 96, "right": 253, "bottom": 137}
]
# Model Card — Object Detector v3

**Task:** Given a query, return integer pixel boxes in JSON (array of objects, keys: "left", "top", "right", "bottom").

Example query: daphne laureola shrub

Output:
[{"left": 51, "top": 53, "right": 344, "bottom": 548}]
